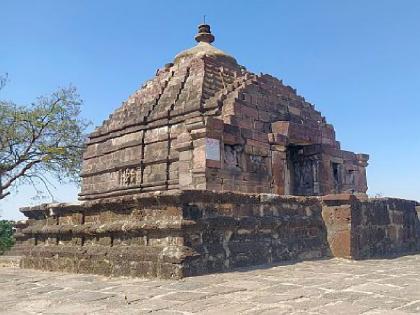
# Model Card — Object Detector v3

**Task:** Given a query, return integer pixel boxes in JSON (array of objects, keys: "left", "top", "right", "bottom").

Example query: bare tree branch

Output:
[{"left": 0, "top": 80, "right": 90, "bottom": 202}]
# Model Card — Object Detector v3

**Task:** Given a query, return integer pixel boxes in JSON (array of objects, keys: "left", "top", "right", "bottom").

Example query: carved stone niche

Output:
[
  {"left": 249, "top": 154, "right": 267, "bottom": 173},
  {"left": 119, "top": 167, "right": 139, "bottom": 186},
  {"left": 224, "top": 144, "right": 243, "bottom": 170}
]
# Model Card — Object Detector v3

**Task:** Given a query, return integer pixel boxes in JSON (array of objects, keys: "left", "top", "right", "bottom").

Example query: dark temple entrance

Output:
[{"left": 287, "top": 145, "right": 320, "bottom": 196}]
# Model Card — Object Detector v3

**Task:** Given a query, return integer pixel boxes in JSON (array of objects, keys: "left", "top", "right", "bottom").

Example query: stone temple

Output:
[
  {"left": 11, "top": 25, "right": 420, "bottom": 278},
  {"left": 79, "top": 24, "right": 368, "bottom": 200}
]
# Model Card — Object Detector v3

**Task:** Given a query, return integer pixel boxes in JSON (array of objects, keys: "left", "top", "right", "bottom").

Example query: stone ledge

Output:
[{"left": 21, "top": 219, "right": 196, "bottom": 235}]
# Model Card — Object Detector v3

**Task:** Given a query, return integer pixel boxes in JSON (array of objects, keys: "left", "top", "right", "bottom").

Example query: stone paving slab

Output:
[{"left": 0, "top": 255, "right": 420, "bottom": 314}]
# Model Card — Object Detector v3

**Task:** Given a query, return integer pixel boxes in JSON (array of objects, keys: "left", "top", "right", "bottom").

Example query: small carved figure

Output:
[
  {"left": 224, "top": 144, "right": 243, "bottom": 169},
  {"left": 249, "top": 155, "right": 266, "bottom": 173},
  {"left": 120, "top": 168, "right": 137, "bottom": 186}
]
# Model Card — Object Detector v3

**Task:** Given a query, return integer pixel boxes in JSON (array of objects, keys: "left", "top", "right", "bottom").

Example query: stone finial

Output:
[{"left": 194, "top": 24, "right": 215, "bottom": 44}]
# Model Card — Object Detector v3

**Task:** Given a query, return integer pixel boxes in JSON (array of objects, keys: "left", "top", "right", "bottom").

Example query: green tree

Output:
[
  {"left": 0, "top": 220, "right": 14, "bottom": 255},
  {"left": 0, "top": 74, "right": 90, "bottom": 200}
]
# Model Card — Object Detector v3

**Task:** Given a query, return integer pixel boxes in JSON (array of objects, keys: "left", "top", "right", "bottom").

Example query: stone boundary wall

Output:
[
  {"left": 14, "top": 191, "right": 420, "bottom": 278},
  {"left": 323, "top": 194, "right": 420, "bottom": 259},
  {"left": 180, "top": 192, "right": 331, "bottom": 276}
]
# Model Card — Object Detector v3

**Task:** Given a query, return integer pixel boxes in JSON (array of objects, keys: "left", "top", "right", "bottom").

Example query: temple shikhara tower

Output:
[
  {"left": 79, "top": 24, "right": 368, "bottom": 200},
  {"left": 12, "top": 25, "right": 419, "bottom": 279}
]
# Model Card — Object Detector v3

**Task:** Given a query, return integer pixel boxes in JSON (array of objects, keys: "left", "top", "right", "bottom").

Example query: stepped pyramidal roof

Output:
[{"left": 80, "top": 24, "right": 369, "bottom": 201}]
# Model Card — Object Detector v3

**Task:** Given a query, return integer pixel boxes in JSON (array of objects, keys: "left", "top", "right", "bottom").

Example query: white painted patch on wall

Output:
[{"left": 205, "top": 138, "right": 220, "bottom": 161}]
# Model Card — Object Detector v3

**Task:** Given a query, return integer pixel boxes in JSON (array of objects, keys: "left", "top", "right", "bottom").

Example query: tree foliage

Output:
[
  {"left": 0, "top": 75, "right": 90, "bottom": 200},
  {"left": 0, "top": 220, "right": 14, "bottom": 255}
]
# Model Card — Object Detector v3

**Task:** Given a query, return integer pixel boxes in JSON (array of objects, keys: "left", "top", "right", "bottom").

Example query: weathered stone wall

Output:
[
  {"left": 17, "top": 191, "right": 331, "bottom": 278},
  {"left": 16, "top": 192, "right": 420, "bottom": 278},
  {"left": 180, "top": 192, "right": 331, "bottom": 276},
  {"left": 352, "top": 198, "right": 420, "bottom": 257},
  {"left": 19, "top": 195, "right": 189, "bottom": 278},
  {"left": 323, "top": 194, "right": 420, "bottom": 259}
]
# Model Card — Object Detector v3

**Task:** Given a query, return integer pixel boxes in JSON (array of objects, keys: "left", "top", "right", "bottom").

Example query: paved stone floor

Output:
[{"left": 1, "top": 255, "right": 420, "bottom": 315}]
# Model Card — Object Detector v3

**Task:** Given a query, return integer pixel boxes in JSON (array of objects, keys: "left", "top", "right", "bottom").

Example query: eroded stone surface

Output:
[
  {"left": 1, "top": 255, "right": 420, "bottom": 314},
  {"left": 12, "top": 191, "right": 420, "bottom": 279}
]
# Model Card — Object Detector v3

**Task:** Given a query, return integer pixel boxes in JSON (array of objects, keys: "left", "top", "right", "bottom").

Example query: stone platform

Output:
[
  {"left": 14, "top": 191, "right": 420, "bottom": 279},
  {"left": 1, "top": 254, "right": 420, "bottom": 314}
]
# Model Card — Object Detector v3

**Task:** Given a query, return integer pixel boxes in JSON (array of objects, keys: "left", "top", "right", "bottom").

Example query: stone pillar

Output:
[
  {"left": 174, "top": 131, "right": 194, "bottom": 189},
  {"left": 191, "top": 136, "right": 207, "bottom": 189},
  {"left": 356, "top": 154, "right": 369, "bottom": 194},
  {"left": 271, "top": 147, "right": 287, "bottom": 195},
  {"left": 175, "top": 117, "right": 224, "bottom": 190},
  {"left": 269, "top": 133, "right": 288, "bottom": 195},
  {"left": 188, "top": 116, "right": 209, "bottom": 190}
]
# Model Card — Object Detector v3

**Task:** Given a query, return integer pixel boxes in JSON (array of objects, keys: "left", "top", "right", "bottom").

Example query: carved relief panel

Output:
[
  {"left": 119, "top": 168, "right": 140, "bottom": 186},
  {"left": 249, "top": 154, "right": 267, "bottom": 173},
  {"left": 224, "top": 144, "right": 243, "bottom": 170}
]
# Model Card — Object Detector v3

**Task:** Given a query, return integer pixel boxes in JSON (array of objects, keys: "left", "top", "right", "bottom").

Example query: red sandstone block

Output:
[
  {"left": 268, "top": 133, "right": 288, "bottom": 145},
  {"left": 222, "top": 179, "right": 234, "bottom": 191},
  {"left": 193, "top": 149, "right": 206, "bottom": 169},
  {"left": 173, "top": 140, "right": 193, "bottom": 152},
  {"left": 241, "top": 105, "right": 259, "bottom": 119},
  {"left": 223, "top": 133, "right": 242, "bottom": 145},
  {"left": 240, "top": 128, "right": 253, "bottom": 139},
  {"left": 206, "top": 182, "right": 222, "bottom": 191},
  {"left": 206, "top": 159, "right": 221, "bottom": 169},
  {"left": 258, "top": 111, "right": 271, "bottom": 122},
  {"left": 323, "top": 206, "right": 351, "bottom": 225},
  {"left": 177, "top": 132, "right": 192, "bottom": 143},
  {"left": 273, "top": 121, "right": 322, "bottom": 145},
  {"left": 328, "top": 229, "right": 352, "bottom": 258},
  {"left": 322, "top": 194, "right": 355, "bottom": 202},
  {"left": 190, "top": 128, "right": 207, "bottom": 140},
  {"left": 253, "top": 121, "right": 265, "bottom": 131},
  {"left": 187, "top": 121, "right": 206, "bottom": 132},
  {"left": 206, "top": 117, "right": 224, "bottom": 130},
  {"left": 356, "top": 153, "right": 369, "bottom": 162},
  {"left": 224, "top": 115, "right": 238, "bottom": 126},
  {"left": 223, "top": 123, "right": 240, "bottom": 136},
  {"left": 246, "top": 139, "right": 270, "bottom": 150},
  {"left": 170, "top": 124, "right": 184, "bottom": 137},
  {"left": 237, "top": 118, "right": 254, "bottom": 129},
  {"left": 271, "top": 121, "right": 290, "bottom": 135},
  {"left": 179, "top": 172, "right": 192, "bottom": 186},
  {"left": 144, "top": 141, "right": 169, "bottom": 162},
  {"left": 252, "top": 145, "right": 269, "bottom": 156},
  {"left": 223, "top": 102, "right": 242, "bottom": 115},
  {"left": 252, "top": 130, "right": 268, "bottom": 143},
  {"left": 244, "top": 144, "right": 253, "bottom": 155},
  {"left": 207, "top": 129, "right": 222, "bottom": 139}
]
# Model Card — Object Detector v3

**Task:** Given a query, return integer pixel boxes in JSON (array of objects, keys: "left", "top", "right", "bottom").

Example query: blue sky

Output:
[{"left": 1, "top": 0, "right": 419, "bottom": 220}]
